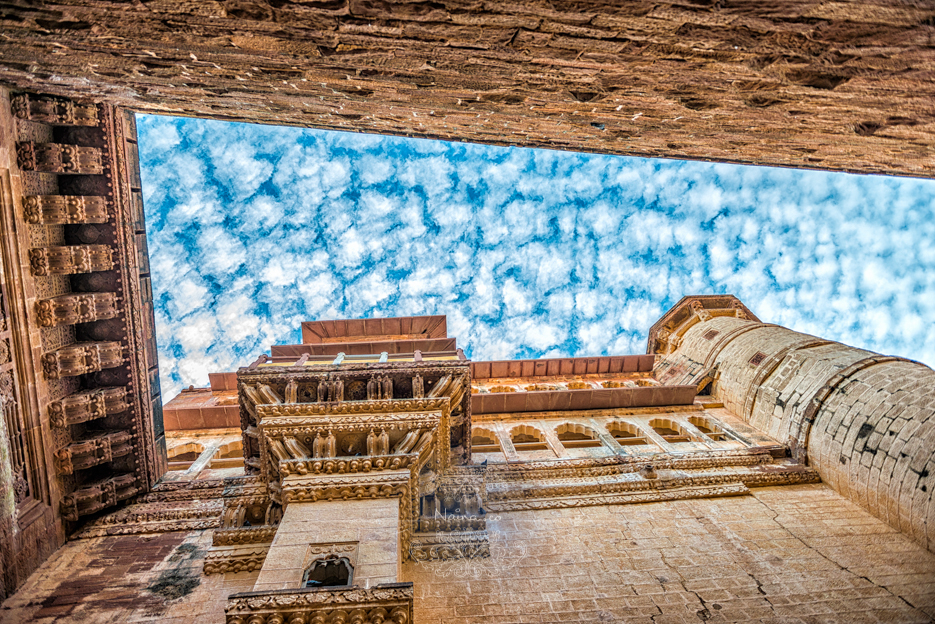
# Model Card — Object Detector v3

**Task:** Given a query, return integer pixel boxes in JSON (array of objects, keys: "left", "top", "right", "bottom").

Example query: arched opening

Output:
[
  {"left": 555, "top": 423, "right": 602, "bottom": 449},
  {"left": 649, "top": 419, "right": 691, "bottom": 443},
  {"left": 471, "top": 428, "right": 501, "bottom": 453},
  {"left": 688, "top": 416, "right": 727, "bottom": 441},
  {"left": 565, "top": 381, "right": 591, "bottom": 390},
  {"left": 607, "top": 422, "right": 650, "bottom": 446},
  {"left": 167, "top": 442, "right": 205, "bottom": 469},
  {"left": 304, "top": 557, "right": 353, "bottom": 589},
  {"left": 510, "top": 425, "right": 548, "bottom": 452},
  {"left": 488, "top": 385, "right": 517, "bottom": 393}
]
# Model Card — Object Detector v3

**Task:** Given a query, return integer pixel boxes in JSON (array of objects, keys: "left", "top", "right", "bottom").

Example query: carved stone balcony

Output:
[
  {"left": 61, "top": 473, "right": 141, "bottom": 522},
  {"left": 11, "top": 93, "right": 98, "bottom": 126},
  {"left": 23, "top": 195, "right": 108, "bottom": 225},
  {"left": 49, "top": 387, "right": 129, "bottom": 428},
  {"left": 41, "top": 341, "right": 123, "bottom": 379},
  {"left": 225, "top": 584, "right": 413, "bottom": 624},
  {"left": 16, "top": 141, "right": 103, "bottom": 174},
  {"left": 28, "top": 245, "right": 113, "bottom": 276},
  {"left": 36, "top": 292, "right": 119, "bottom": 327},
  {"left": 55, "top": 431, "right": 134, "bottom": 475}
]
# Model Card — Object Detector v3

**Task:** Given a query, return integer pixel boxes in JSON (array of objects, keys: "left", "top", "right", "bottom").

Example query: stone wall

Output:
[
  {"left": 0, "top": 1, "right": 932, "bottom": 178},
  {"left": 2, "top": 483, "right": 933, "bottom": 623}
]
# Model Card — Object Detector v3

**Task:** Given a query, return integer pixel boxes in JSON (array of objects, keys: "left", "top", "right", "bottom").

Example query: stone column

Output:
[{"left": 650, "top": 295, "right": 935, "bottom": 552}]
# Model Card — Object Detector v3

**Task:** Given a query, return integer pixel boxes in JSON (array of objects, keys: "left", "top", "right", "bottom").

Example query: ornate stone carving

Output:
[
  {"left": 225, "top": 585, "right": 413, "bottom": 624},
  {"left": 11, "top": 93, "right": 98, "bottom": 126},
  {"left": 281, "top": 471, "right": 411, "bottom": 506},
  {"left": 213, "top": 525, "right": 279, "bottom": 547},
  {"left": 204, "top": 545, "right": 270, "bottom": 575},
  {"left": 690, "top": 300, "right": 712, "bottom": 322},
  {"left": 409, "top": 531, "right": 489, "bottom": 561},
  {"left": 35, "top": 292, "right": 119, "bottom": 327},
  {"left": 41, "top": 341, "right": 124, "bottom": 379},
  {"left": 22, "top": 195, "right": 108, "bottom": 225},
  {"left": 61, "top": 473, "right": 142, "bottom": 521},
  {"left": 55, "top": 431, "right": 134, "bottom": 475},
  {"left": 15, "top": 141, "right": 103, "bottom": 174},
  {"left": 278, "top": 454, "right": 415, "bottom": 478},
  {"left": 48, "top": 387, "right": 129, "bottom": 427},
  {"left": 28, "top": 245, "right": 114, "bottom": 276}
]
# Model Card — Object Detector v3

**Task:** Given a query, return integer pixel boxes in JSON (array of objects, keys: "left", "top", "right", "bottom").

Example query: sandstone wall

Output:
[
  {"left": 657, "top": 314, "right": 935, "bottom": 553},
  {"left": 2, "top": 484, "right": 933, "bottom": 623},
  {"left": 0, "top": 2, "right": 932, "bottom": 177}
]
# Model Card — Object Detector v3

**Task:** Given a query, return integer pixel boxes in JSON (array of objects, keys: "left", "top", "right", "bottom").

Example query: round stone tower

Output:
[{"left": 649, "top": 295, "right": 935, "bottom": 552}]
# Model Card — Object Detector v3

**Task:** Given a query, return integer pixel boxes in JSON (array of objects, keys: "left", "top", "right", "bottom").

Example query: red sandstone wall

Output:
[{"left": 0, "top": 2, "right": 932, "bottom": 177}]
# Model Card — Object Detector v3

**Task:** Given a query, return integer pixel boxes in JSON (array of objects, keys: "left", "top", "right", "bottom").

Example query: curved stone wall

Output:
[{"left": 653, "top": 299, "right": 935, "bottom": 551}]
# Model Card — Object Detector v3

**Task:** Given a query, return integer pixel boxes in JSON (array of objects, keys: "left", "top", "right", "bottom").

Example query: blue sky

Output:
[{"left": 138, "top": 114, "right": 935, "bottom": 403}]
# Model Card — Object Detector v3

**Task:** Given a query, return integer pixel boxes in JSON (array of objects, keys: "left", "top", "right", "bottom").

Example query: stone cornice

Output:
[{"left": 226, "top": 584, "right": 413, "bottom": 624}]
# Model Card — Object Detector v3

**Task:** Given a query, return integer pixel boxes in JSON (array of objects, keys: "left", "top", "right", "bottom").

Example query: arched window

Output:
[
  {"left": 471, "top": 428, "right": 501, "bottom": 453},
  {"left": 510, "top": 425, "right": 548, "bottom": 451},
  {"left": 565, "top": 381, "right": 591, "bottom": 390},
  {"left": 167, "top": 442, "right": 205, "bottom": 469},
  {"left": 688, "top": 416, "right": 727, "bottom": 441},
  {"left": 555, "top": 423, "right": 602, "bottom": 449},
  {"left": 488, "top": 385, "right": 517, "bottom": 393},
  {"left": 304, "top": 557, "right": 353, "bottom": 589},
  {"left": 649, "top": 419, "right": 691, "bottom": 443},
  {"left": 607, "top": 422, "right": 650, "bottom": 446}
]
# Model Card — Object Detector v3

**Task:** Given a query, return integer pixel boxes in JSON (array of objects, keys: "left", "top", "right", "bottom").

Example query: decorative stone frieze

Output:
[
  {"left": 61, "top": 473, "right": 142, "bottom": 521},
  {"left": 54, "top": 431, "right": 134, "bottom": 475},
  {"left": 48, "top": 386, "right": 129, "bottom": 427},
  {"left": 225, "top": 584, "right": 413, "bottom": 624},
  {"left": 278, "top": 454, "right": 416, "bottom": 477},
  {"left": 40, "top": 341, "right": 123, "bottom": 379},
  {"left": 15, "top": 141, "right": 103, "bottom": 174},
  {"left": 28, "top": 244, "right": 113, "bottom": 276},
  {"left": 280, "top": 471, "right": 411, "bottom": 506},
  {"left": 35, "top": 292, "right": 118, "bottom": 327},
  {"left": 22, "top": 195, "right": 108, "bottom": 224},
  {"left": 409, "top": 531, "right": 489, "bottom": 561},
  {"left": 204, "top": 544, "right": 271, "bottom": 576},
  {"left": 11, "top": 93, "right": 98, "bottom": 126},
  {"left": 213, "top": 525, "right": 278, "bottom": 547}
]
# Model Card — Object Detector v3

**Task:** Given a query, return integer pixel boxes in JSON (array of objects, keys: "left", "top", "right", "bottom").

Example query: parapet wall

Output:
[{"left": 653, "top": 298, "right": 935, "bottom": 552}]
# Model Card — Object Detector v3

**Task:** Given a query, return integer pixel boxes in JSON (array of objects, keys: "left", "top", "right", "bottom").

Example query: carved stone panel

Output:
[
  {"left": 40, "top": 341, "right": 123, "bottom": 379},
  {"left": 35, "top": 292, "right": 118, "bottom": 327},
  {"left": 28, "top": 245, "right": 113, "bottom": 276},
  {"left": 48, "top": 386, "right": 129, "bottom": 427},
  {"left": 55, "top": 430, "right": 133, "bottom": 475},
  {"left": 15, "top": 142, "right": 103, "bottom": 174},
  {"left": 10, "top": 93, "right": 98, "bottom": 126},
  {"left": 22, "top": 195, "right": 108, "bottom": 224}
]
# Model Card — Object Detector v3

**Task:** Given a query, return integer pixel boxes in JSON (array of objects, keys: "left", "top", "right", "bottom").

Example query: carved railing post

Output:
[
  {"left": 35, "top": 292, "right": 119, "bottom": 327},
  {"left": 22, "top": 195, "right": 108, "bottom": 225},
  {"left": 16, "top": 142, "right": 103, "bottom": 174},
  {"left": 28, "top": 245, "right": 113, "bottom": 276}
]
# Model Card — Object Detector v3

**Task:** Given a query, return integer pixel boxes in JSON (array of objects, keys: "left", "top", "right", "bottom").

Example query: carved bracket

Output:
[
  {"left": 55, "top": 430, "right": 134, "bottom": 475},
  {"left": 61, "top": 473, "right": 141, "bottom": 521},
  {"left": 49, "top": 386, "right": 128, "bottom": 427},
  {"left": 41, "top": 341, "right": 123, "bottom": 379},
  {"left": 23, "top": 195, "right": 108, "bottom": 225},
  {"left": 16, "top": 141, "right": 103, "bottom": 174},
  {"left": 36, "top": 292, "right": 119, "bottom": 327},
  {"left": 11, "top": 93, "right": 98, "bottom": 126},
  {"left": 28, "top": 245, "right": 113, "bottom": 276}
]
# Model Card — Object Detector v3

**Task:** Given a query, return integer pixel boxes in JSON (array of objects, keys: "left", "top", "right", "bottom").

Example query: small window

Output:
[
  {"left": 688, "top": 416, "right": 727, "bottom": 441},
  {"left": 555, "top": 424, "right": 602, "bottom": 449},
  {"left": 703, "top": 329, "right": 720, "bottom": 340},
  {"left": 649, "top": 419, "right": 691, "bottom": 443},
  {"left": 304, "top": 557, "right": 353, "bottom": 589},
  {"left": 471, "top": 428, "right": 501, "bottom": 453},
  {"left": 607, "top": 422, "right": 649, "bottom": 446},
  {"left": 510, "top": 426, "right": 548, "bottom": 451},
  {"left": 749, "top": 351, "right": 767, "bottom": 366},
  {"left": 488, "top": 385, "right": 517, "bottom": 393}
]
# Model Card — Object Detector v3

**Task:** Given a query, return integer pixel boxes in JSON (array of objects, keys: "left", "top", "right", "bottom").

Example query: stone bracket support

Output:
[
  {"left": 40, "top": 341, "right": 123, "bottom": 379},
  {"left": 16, "top": 141, "right": 103, "bottom": 174},
  {"left": 28, "top": 244, "right": 113, "bottom": 276},
  {"left": 55, "top": 430, "right": 134, "bottom": 475},
  {"left": 23, "top": 194, "right": 108, "bottom": 224},
  {"left": 35, "top": 292, "right": 119, "bottom": 327},
  {"left": 49, "top": 386, "right": 129, "bottom": 427},
  {"left": 11, "top": 93, "right": 98, "bottom": 126},
  {"left": 61, "top": 473, "right": 141, "bottom": 521}
]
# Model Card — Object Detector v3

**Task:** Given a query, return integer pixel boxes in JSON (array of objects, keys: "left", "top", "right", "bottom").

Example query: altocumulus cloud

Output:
[{"left": 138, "top": 115, "right": 935, "bottom": 403}]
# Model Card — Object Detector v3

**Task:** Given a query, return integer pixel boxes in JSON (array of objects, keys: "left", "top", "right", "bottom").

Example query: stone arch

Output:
[
  {"left": 167, "top": 442, "right": 204, "bottom": 463},
  {"left": 510, "top": 425, "right": 548, "bottom": 451},
  {"left": 303, "top": 556, "right": 353, "bottom": 589},
  {"left": 471, "top": 427, "right": 500, "bottom": 453},
  {"left": 216, "top": 440, "right": 243, "bottom": 459},
  {"left": 606, "top": 421, "right": 651, "bottom": 446},
  {"left": 555, "top": 423, "right": 602, "bottom": 449},
  {"left": 688, "top": 416, "right": 727, "bottom": 441},
  {"left": 648, "top": 418, "right": 691, "bottom": 443}
]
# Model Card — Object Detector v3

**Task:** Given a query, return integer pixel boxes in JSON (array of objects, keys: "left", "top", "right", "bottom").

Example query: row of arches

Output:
[
  {"left": 472, "top": 416, "right": 730, "bottom": 455},
  {"left": 474, "top": 378, "right": 660, "bottom": 394},
  {"left": 166, "top": 440, "right": 244, "bottom": 470}
]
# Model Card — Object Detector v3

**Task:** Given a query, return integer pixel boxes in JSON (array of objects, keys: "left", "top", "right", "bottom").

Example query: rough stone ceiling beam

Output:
[{"left": 0, "top": 1, "right": 932, "bottom": 178}]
